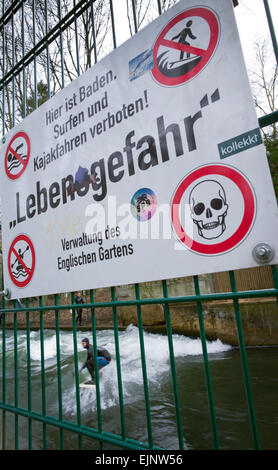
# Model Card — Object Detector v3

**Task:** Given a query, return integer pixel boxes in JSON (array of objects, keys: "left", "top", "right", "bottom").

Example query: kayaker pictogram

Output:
[{"left": 8, "top": 234, "right": 35, "bottom": 287}]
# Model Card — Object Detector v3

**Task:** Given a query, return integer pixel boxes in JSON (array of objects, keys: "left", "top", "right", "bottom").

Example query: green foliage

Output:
[
  {"left": 265, "top": 137, "right": 278, "bottom": 201},
  {"left": 21, "top": 80, "right": 49, "bottom": 118}
]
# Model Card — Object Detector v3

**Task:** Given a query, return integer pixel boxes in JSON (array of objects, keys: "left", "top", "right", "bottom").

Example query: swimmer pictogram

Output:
[{"left": 5, "top": 131, "right": 31, "bottom": 180}]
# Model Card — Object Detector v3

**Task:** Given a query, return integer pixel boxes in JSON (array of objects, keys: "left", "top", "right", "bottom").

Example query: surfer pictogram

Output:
[
  {"left": 170, "top": 20, "right": 197, "bottom": 65},
  {"left": 152, "top": 7, "right": 220, "bottom": 86}
]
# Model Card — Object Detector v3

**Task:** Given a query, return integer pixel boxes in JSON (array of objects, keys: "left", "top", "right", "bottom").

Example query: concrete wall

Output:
[{"left": 116, "top": 275, "right": 278, "bottom": 346}]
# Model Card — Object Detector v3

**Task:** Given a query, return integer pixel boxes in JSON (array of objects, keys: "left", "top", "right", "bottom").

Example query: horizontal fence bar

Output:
[
  {"left": 1, "top": 286, "right": 277, "bottom": 315},
  {"left": 259, "top": 111, "right": 278, "bottom": 128},
  {"left": 0, "top": 403, "right": 163, "bottom": 451}
]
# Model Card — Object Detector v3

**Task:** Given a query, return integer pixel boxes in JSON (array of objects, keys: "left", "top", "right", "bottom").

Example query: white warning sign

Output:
[{"left": 0, "top": 0, "right": 278, "bottom": 299}]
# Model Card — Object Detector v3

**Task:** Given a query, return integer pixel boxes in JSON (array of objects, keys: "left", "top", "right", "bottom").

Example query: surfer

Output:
[
  {"left": 80, "top": 337, "right": 111, "bottom": 384},
  {"left": 172, "top": 20, "right": 196, "bottom": 60}
]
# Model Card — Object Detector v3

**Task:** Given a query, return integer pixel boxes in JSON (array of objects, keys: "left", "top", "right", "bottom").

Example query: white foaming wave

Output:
[
  {"left": 1, "top": 326, "right": 232, "bottom": 414},
  {"left": 1, "top": 325, "right": 231, "bottom": 364},
  {"left": 30, "top": 334, "right": 56, "bottom": 361},
  {"left": 121, "top": 324, "right": 231, "bottom": 358},
  {"left": 167, "top": 335, "right": 232, "bottom": 357},
  {"left": 61, "top": 325, "right": 232, "bottom": 415},
  {"left": 29, "top": 330, "right": 81, "bottom": 362}
]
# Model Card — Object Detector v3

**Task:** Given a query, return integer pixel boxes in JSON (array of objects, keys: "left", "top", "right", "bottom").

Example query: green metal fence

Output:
[{"left": 0, "top": 0, "right": 278, "bottom": 451}]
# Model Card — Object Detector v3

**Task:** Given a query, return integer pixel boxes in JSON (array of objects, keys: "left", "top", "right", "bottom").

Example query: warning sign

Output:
[
  {"left": 5, "top": 131, "right": 31, "bottom": 180},
  {"left": 171, "top": 164, "right": 256, "bottom": 255},
  {"left": 152, "top": 7, "right": 219, "bottom": 86},
  {"left": 0, "top": 0, "right": 278, "bottom": 300},
  {"left": 8, "top": 234, "right": 35, "bottom": 288}
]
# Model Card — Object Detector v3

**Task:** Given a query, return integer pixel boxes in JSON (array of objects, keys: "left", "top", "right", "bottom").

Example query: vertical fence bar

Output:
[
  {"left": 1, "top": 0, "right": 5, "bottom": 136},
  {"left": 71, "top": 292, "right": 82, "bottom": 450},
  {"left": 162, "top": 280, "right": 184, "bottom": 450},
  {"left": 26, "top": 298, "right": 32, "bottom": 449},
  {"left": 55, "top": 294, "right": 64, "bottom": 449},
  {"left": 11, "top": 5, "right": 15, "bottom": 128},
  {"left": 1, "top": 280, "right": 6, "bottom": 450},
  {"left": 193, "top": 275, "right": 220, "bottom": 450},
  {"left": 21, "top": 0, "right": 26, "bottom": 118},
  {"left": 263, "top": 0, "right": 278, "bottom": 66},
  {"left": 90, "top": 0, "right": 98, "bottom": 64},
  {"left": 45, "top": 0, "right": 51, "bottom": 99},
  {"left": 111, "top": 286, "right": 126, "bottom": 442},
  {"left": 73, "top": 0, "right": 80, "bottom": 77},
  {"left": 135, "top": 283, "right": 153, "bottom": 449},
  {"left": 271, "top": 265, "right": 278, "bottom": 305},
  {"left": 57, "top": 0, "right": 65, "bottom": 89},
  {"left": 39, "top": 297, "right": 47, "bottom": 449},
  {"left": 229, "top": 271, "right": 261, "bottom": 450},
  {"left": 90, "top": 289, "right": 103, "bottom": 450},
  {"left": 13, "top": 300, "right": 18, "bottom": 449},
  {"left": 157, "top": 0, "right": 162, "bottom": 16},
  {"left": 131, "top": 0, "right": 138, "bottom": 33},
  {"left": 109, "top": 0, "right": 117, "bottom": 49},
  {"left": 32, "top": 0, "right": 38, "bottom": 110}
]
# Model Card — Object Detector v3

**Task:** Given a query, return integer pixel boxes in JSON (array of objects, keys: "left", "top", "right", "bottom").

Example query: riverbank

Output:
[
  {"left": 2, "top": 297, "right": 278, "bottom": 347},
  {"left": 1, "top": 266, "right": 278, "bottom": 346}
]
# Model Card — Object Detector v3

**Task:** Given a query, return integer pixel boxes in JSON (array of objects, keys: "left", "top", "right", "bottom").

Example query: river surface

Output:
[{"left": 1, "top": 325, "right": 277, "bottom": 450}]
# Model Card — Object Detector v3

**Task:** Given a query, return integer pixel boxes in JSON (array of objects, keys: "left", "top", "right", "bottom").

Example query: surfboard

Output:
[
  {"left": 169, "top": 55, "right": 198, "bottom": 67},
  {"left": 79, "top": 381, "right": 96, "bottom": 389}
]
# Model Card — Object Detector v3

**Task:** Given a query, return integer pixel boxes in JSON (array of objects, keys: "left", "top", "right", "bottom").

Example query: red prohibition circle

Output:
[
  {"left": 152, "top": 7, "right": 219, "bottom": 86},
  {"left": 8, "top": 234, "right": 35, "bottom": 287},
  {"left": 171, "top": 165, "right": 256, "bottom": 255},
  {"left": 5, "top": 131, "right": 31, "bottom": 180}
]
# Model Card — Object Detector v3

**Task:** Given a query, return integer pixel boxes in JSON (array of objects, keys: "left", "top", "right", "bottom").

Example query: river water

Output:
[{"left": 1, "top": 325, "right": 277, "bottom": 450}]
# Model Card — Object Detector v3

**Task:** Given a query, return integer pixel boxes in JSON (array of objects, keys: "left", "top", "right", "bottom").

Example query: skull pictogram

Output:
[{"left": 189, "top": 180, "right": 229, "bottom": 239}]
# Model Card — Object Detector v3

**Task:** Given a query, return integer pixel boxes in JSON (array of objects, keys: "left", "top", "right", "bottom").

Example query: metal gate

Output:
[{"left": 0, "top": 0, "right": 278, "bottom": 451}]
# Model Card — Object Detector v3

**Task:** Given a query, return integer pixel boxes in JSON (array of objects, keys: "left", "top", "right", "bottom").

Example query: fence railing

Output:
[{"left": 1, "top": 0, "right": 278, "bottom": 451}]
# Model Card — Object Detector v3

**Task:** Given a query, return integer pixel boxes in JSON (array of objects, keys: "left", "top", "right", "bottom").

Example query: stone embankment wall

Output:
[
  {"left": 2, "top": 265, "right": 278, "bottom": 346},
  {"left": 116, "top": 270, "right": 278, "bottom": 346}
]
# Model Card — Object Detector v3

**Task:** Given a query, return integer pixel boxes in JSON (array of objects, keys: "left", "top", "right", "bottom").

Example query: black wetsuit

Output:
[{"left": 80, "top": 339, "right": 111, "bottom": 380}]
